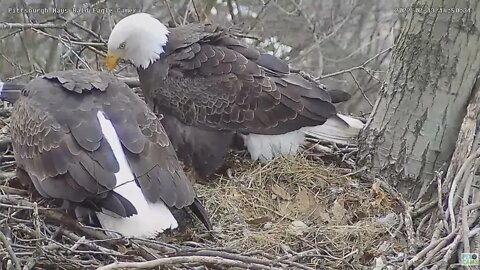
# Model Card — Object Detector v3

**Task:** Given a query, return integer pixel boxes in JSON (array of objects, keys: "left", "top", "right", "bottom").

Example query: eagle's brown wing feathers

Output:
[
  {"left": 11, "top": 70, "right": 197, "bottom": 218},
  {"left": 136, "top": 24, "right": 344, "bottom": 178},
  {"left": 142, "top": 23, "right": 338, "bottom": 136}
]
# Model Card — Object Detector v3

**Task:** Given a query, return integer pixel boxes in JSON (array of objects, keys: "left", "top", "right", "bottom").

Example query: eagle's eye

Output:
[
  {"left": 119, "top": 42, "right": 126, "bottom": 49},
  {"left": 21, "top": 88, "right": 29, "bottom": 96}
]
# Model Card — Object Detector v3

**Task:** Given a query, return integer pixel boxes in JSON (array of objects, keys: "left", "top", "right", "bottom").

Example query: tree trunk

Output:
[{"left": 357, "top": 0, "right": 480, "bottom": 199}]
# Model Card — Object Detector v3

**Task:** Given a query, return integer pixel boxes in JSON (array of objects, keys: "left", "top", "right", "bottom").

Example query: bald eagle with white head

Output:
[{"left": 106, "top": 13, "right": 364, "bottom": 178}]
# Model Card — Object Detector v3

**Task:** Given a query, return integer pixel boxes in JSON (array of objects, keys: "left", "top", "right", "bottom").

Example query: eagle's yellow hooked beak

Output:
[{"left": 105, "top": 51, "right": 121, "bottom": 71}]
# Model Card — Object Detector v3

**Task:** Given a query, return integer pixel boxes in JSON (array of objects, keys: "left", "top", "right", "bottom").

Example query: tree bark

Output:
[{"left": 357, "top": 0, "right": 480, "bottom": 199}]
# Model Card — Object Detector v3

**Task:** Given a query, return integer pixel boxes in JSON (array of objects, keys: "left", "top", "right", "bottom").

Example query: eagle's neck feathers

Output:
[
  {"left": 129, "top": 25, "right": 169, "bottom": 69},
  {"left": 109, "top": 13, "right": 169, "bottom": 69}
]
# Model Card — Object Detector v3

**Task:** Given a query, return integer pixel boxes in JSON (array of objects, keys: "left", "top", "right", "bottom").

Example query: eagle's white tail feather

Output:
[
  {"left": 301, "top": 114, "right": 364, "bottom": 145},
  {"left": 242, "top": 130, "right": 306, "bottom": 161},
  {"left": 95, "top": 111, "right": 178, "bottom": 238},
  {"left": 243, "top": 114, "right": 364, "bottom": 161}
]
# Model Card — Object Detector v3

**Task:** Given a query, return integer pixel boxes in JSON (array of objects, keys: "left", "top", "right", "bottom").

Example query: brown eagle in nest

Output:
[
  {"left": 106, "top": 13, "right": 364, "bottom": 178},
  {"left": 0, "top": 70, "right": 211, "bottom": 238}
]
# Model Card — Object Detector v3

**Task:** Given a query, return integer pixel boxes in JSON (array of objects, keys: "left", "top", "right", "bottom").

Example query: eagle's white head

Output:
[{"left": 106, "top": 13, "right": 169, "bottom": 70}]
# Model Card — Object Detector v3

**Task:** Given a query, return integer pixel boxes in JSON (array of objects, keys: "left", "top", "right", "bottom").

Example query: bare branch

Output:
[
  {"left": 288, "top": 0, "right": 355, "bottom": 64},
  {"left": 164, "top": 0, "right": 177, "bottom": 26},
  {"left": 57, "top": 16, "right": 105, "bottom": 42},
  {"left": 191, "top": 0, "right": 202, "bottom": 22},
  {"left": 97, "top": 255, "right": 281, "bottom": 270},
  {"left": 0, "top": 22, "right": 64, "bottom": 30},
  {"left": 348, "top": 71, "right": 373, "bottom": 107},
  {"left": 227, "top": 0, "right": 237, "bottom": 23},
  {"left": 244, "top": 0, "right": 273, "bottom": 34},
  {"left": 318, "top": 46, "right": 393, "bottom": 79},
  {"left": 0, "top": 230, "right": 21, "bottom": 270},
  {"left": 374, "top": 179, "right": 418, "bottom": 253}
]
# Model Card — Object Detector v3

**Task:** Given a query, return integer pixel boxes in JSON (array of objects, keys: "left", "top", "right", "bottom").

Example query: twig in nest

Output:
[
  {"left": 443, "top": 79, "right": 480, "bottom": 192},
  {"left": 439, "top": 227, "right": 480, "bottom": 267},
  {"left": 0, "top": 195, "right": 111, "bottom": 242},
  {"left": 411, "top": 199, "right": 436, "bottom": 218},
  {"left": 32, "top": 202, "right": 42, "bottom": 249},
  {"left": 0, "top": 230, "right": 22, "bottom": 270},
  {"left": 461, "top": 169, "right": 475, "bottom": 253},
  {"left": 0, "top": 186, "right": 28, "bottom": 196},
  {"left": 131, "top": 238, "right": 178, "bottom": 254},
  {"left": 69, "top": 235, "right": 86, "bottom": 251},
  {"left": 0, "top": 136, "right": 12, "bottom": 152},
  {"left": 97, "top": 255, "right": 281, "bottom": 270},
  {"left": 374, "top": 179, "right": 417, "bottom": 252},
  {"left": 447, "top": 147, "right": 480, "bottom": 231},
  {"left": 175, "top": 249, "right": 293, "bottom": 269},
  {"left": 407, "top": 227, "right": 458, "bottom": 268},
  {"left": 58, "top": 228, "right": 121, "bottom": 256}
]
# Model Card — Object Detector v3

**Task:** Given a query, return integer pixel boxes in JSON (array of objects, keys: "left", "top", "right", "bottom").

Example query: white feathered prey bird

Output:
[{"left": 106, "top": 13, "right": 364, "bottom": 178}]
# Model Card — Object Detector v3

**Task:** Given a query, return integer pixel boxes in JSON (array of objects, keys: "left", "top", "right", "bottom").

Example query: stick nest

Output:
[{"left": 0, "top": 103, "right": 408, "bottom": 269}]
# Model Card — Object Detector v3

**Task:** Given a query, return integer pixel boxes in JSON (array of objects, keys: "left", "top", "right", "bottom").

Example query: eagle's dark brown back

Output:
[
  {"left": 136, "top": 23, "right": 351, "bottom": 178},
  {"left": 139, "top": 23, "right": 346, "bottom": 135},
  {"left": 10, "top": 70, "right": 211, "bottom": 229}
]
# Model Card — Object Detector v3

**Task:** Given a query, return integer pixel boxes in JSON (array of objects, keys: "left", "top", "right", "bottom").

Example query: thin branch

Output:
[
  {"left": 375, "top": 179, "right": 417, "bottom": 252},
  {"left": 191, "top": 0, "right": 202, "bottom": 22},
  {"left": 444, "top": 78, "right": 480, "bottom": 229},
  {"left": 447, "top": 147, "right": 480, "bottom": 231},
  {"left": 227, "top": 0, "right": 237, "bottom": 23},
  {"left": 33, "top": 28, "right": 104, "bottom": 46},
  {"left": 288, "top": 0, "right": 355, "bottom": 64},
  {"left": 57, "top": 16, "right": 106, "bottom": 42},
  {"left": 63, "top": 0, "right": 108, "bottom": 24},
  {"left": 234, "top": 0, "right": 243, "bottom": 17},
  {"left": 348, "top": 71, "right": 373, "bottom": 107},
  {"left": 97, "top": 255, "right": 281, "bottom": 270},
  {"left": 318, "top": 46, "right": 393, "bottom": 79},
  {"left": 0, "top": 22, "right": 65, "bottom": 30},
  {"left": 0, "top": 230, "right": 22, "bottom": 270},
  {"left": 31, "top": 29, "right": 106, "bottom": 57},
  {"left": 164, "top": 0, "right": 177, "bottom": 26},
  {"left": 0, "top": 17, "right": 58, "bottom": 40},
  {"left": 461, "top": 172, "right": 474, "bottom": 253},
  {"left": 407, "top": 227, "right": 458, "bottom": 268},
  {"left": 32, "top": 202, "right": 42, "bottom": 249},
  {"left": 0, "top": 195, "right": 112, "bottom": 242},
  {"left": 244, "top": 0, "right": 273, "bottom": 34}
]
